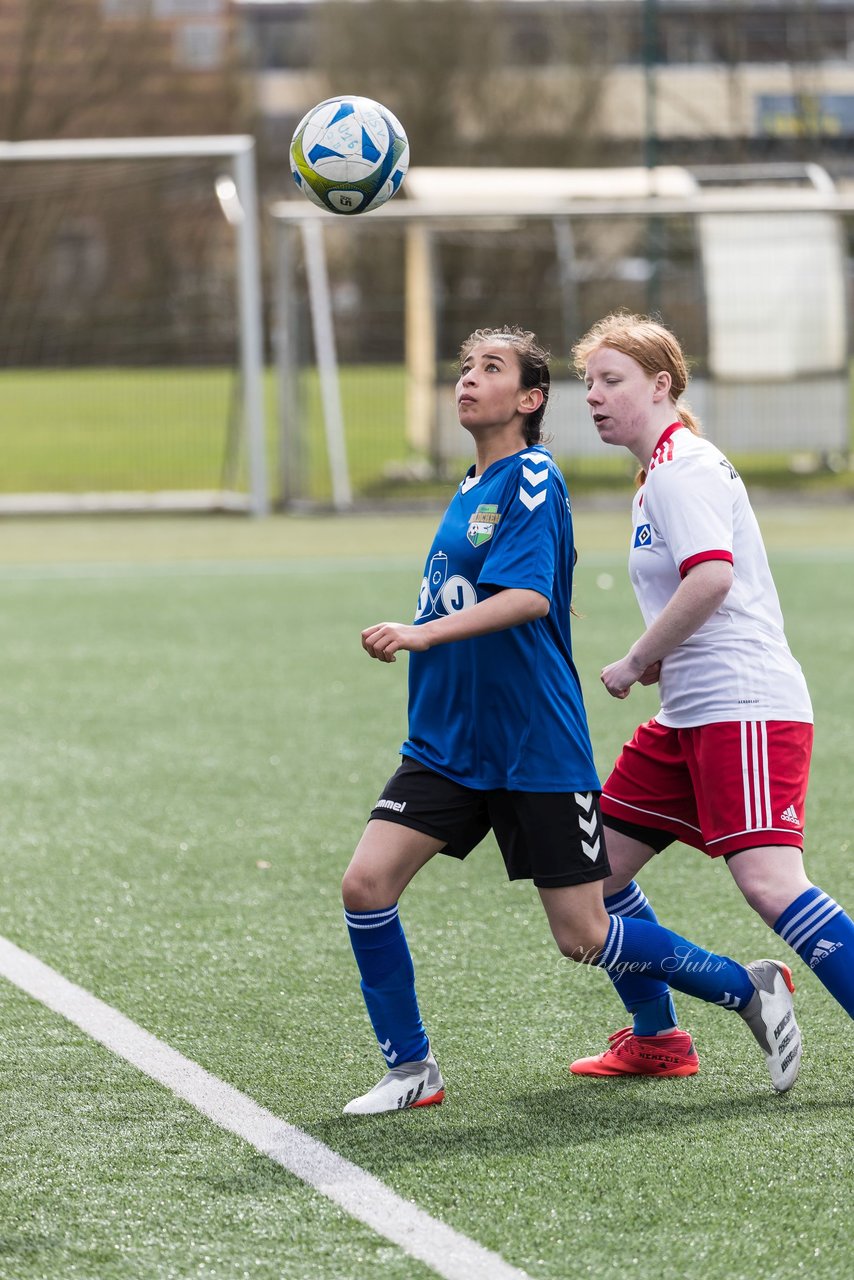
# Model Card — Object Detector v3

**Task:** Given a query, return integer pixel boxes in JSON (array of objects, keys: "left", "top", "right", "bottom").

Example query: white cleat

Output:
[
  {"left": 343, "top": 1046, "right": 445, "bottom": 1116},
  {"left": 739, "top": 960, "right": 802, "bottom": 1093}
]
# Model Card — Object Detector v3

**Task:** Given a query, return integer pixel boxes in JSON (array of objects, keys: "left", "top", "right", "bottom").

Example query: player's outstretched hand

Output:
[{"left": 361, "top": 622, "right": 430, "bottom": 663}]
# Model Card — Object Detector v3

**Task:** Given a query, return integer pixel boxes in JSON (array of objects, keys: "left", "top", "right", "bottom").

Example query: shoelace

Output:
[{"left": 607, "top": 1028, "right": 635, "bottom": 1055}]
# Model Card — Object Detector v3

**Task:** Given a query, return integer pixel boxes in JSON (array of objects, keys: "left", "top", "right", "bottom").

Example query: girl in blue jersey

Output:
[{"left": 341, "top": 326, "right": 802, "bottom": 1115}]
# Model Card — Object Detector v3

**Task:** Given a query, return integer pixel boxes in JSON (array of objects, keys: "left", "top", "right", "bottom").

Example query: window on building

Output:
[
  {"left": 101, "top": 0, "right": 147, "bottom": 18},
  {"left": 155, "top": 0, "right": 226, "bottom": 15},
  {"left": 248, "top": 14, "right": 315, "bottom": 71},
  {"left": 786, "top": 9, "right": 850, "bottom": 63},
  {"left": 173, "top": 21, "right": 226, "bottom": 70}
]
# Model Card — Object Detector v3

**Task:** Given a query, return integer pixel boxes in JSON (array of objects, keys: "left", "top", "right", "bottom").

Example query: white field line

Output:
[{"left": 0, "top": 935, "right": 533, "bottom": 1280}]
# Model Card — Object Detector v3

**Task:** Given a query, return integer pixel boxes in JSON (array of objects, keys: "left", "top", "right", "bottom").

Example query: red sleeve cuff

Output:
[{"left": 679, "top": 549, "right": 733, "bottom": 579}]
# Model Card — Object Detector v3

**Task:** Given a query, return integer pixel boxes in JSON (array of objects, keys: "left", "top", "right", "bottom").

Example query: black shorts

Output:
[{"left": 370, "top": 756, "right": 610, "bottom": 889}]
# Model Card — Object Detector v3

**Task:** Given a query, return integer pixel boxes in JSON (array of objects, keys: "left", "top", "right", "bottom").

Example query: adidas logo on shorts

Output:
[{"left": 780, "top": 805, "right": 799, "bottom": 824}]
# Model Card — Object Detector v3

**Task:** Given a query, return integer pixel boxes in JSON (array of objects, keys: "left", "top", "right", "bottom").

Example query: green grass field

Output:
[
  {"left": 0, "top": 366, "right": 411, "bottom": 499},
  {"left": 0, "top": 507, "right": 852, "bottom": 1280}
]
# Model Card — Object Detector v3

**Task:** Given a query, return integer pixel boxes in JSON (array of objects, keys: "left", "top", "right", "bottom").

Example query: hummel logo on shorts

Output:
[{"left": 780, "top": 805, "right": 799, "bottom": 824}]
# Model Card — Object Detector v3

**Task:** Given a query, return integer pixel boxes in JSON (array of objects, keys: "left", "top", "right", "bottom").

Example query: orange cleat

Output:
[{"left": 570, "top": 1026, "right": 699, "bottom": 1078}]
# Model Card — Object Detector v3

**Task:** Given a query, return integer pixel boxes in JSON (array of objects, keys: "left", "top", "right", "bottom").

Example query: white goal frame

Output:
[
  {"left": 0, "top": 136, "right": 269, "bottom": 517},
  {"left": 271, "top": 165, "right": 853, "bottom": 509}
]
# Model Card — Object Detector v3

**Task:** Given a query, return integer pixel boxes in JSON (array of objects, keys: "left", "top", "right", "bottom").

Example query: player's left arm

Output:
[
  {"left": 600, "top": 559, "right": 733, "bottom": 698},
  {"left": 602, "top": 453, "right": 735, "bottom": 699},
  {"left": 361, "top": 588, "right": 548, "bottom": 663}
]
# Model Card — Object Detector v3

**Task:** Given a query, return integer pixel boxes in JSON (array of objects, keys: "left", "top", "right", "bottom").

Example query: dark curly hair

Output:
[{"left": 459, "top": 326, "right": 551, "bottom": 447}]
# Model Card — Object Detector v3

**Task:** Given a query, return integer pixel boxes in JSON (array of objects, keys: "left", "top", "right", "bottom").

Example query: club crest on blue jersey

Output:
[
  {"left": 634, "top": 523, "right": 653, "bottom": 549},
  {"left": 467, "top": 503, "right": 501, "bottom": 548}
]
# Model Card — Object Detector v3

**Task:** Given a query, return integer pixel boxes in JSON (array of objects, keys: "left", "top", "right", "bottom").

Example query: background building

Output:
[
  {"left": 237, "top": 0, "right": 854, "bottom": 174},
  {"left": 1, "top": 0, "right": 852, "bottom": 508},
  {"left": 0, "top": 0, "right": 244, "bottom": 140}
]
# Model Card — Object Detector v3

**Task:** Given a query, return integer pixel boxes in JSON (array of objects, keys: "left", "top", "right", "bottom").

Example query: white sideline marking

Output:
[{"left": 0, "top": 936, "right": 533, "bottom": 1280}]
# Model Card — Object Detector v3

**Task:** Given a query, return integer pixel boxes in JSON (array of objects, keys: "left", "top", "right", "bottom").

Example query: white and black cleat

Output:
[
  {"left": 739, "top": 959, "right": 802, "bottom": 1093},
  {"left": 343, "top": 1045, "right": 445, "bottom": 1115}
]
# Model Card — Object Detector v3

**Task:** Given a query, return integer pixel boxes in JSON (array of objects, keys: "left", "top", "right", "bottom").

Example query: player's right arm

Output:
[{"left": 361, "top": 587, "right": 549, "bottom": 663}]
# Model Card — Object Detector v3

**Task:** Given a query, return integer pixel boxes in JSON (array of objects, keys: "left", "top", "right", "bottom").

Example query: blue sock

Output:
[
  {"left": 597, "top": 914, "right": 755, "bottom": 1011},
  {"left": 345, "top": 904, "right": 430, "bottom": 1066},
  {"left": 774, "top": 886, "right": 854, "bottom": 1017},
  {"left": 604, "top": 883, "right": 678, "bottom": 1035}
]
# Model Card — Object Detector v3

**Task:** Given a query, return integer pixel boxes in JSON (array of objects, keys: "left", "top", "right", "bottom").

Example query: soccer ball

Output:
[{"left": 289, "top": 96, "right": 410, "bottom": 216}]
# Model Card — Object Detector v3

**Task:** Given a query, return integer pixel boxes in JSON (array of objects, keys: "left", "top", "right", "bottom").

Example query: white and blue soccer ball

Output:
[{"left": 289, "top": 96, "right": 410, "bottom": 216}]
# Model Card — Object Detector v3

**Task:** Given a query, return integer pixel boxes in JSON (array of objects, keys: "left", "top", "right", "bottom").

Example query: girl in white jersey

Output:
[
  {"left": 569, "top": 312, "right": 854, "bottom": 1079},
  {"left": 340, "top": 326, "right": 804, "bottom": 1117}
]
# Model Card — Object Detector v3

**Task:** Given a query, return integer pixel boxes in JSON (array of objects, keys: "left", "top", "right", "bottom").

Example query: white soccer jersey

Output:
[{"left": 629, "top": 423, "right": 813, "bottom": 728}]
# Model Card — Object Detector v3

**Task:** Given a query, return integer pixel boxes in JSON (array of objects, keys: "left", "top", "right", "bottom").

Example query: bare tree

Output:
[
  {"left": 0, "top": 0, "right": 243, "bottom": 141},
  {"left": 0, "top": 0, "right": 246, "bottom": 365},
  {"left": 312, "top": 0, "right": 608, "bottom": 168}
]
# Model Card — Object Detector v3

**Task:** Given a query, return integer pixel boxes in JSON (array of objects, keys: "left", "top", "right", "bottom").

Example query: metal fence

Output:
[{"left": 271, "top": 165, "right": 854, "bottom": 508}]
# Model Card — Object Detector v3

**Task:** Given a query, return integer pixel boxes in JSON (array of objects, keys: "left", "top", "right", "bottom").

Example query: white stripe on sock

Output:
[
  {"left": 605, "top": 883, "right": 646, "bottom": 916},
  {"left": 598, "top": 915, "right": 624, "bottom": 970},
  {"left": 778, "top": 892, "right": 831, "bottom": 942},
  {"left": 344, "top": 906, "right": 400, "bottom": 930},
  {"left": 783, "top": 899, "right": 842, "bottom": 953}
]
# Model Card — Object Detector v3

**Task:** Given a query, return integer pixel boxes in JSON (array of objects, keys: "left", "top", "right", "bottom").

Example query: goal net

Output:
[
  {"left": 0, "top": 138, "right": 267, "bottom": 515},
  {"left": 271, "top": 165, "right": 852, "bottom": 509}
]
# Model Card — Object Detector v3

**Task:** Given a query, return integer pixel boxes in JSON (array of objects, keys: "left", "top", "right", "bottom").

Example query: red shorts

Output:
[{"left": 601, "top": 718, "right": 813, "bottom": 858}]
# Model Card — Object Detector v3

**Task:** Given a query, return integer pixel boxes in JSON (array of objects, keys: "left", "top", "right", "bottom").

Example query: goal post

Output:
[
  {"left": 271, "top": 166, "right": 853, "bottom": 508},
  {"left": 0, "top": 136, "right": 269, "bottom": 516}
]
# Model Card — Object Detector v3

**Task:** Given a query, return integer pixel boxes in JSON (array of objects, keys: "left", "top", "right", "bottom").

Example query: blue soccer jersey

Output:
[{"left": 402, "top": 447, "right": 600, "bottom": 793}]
